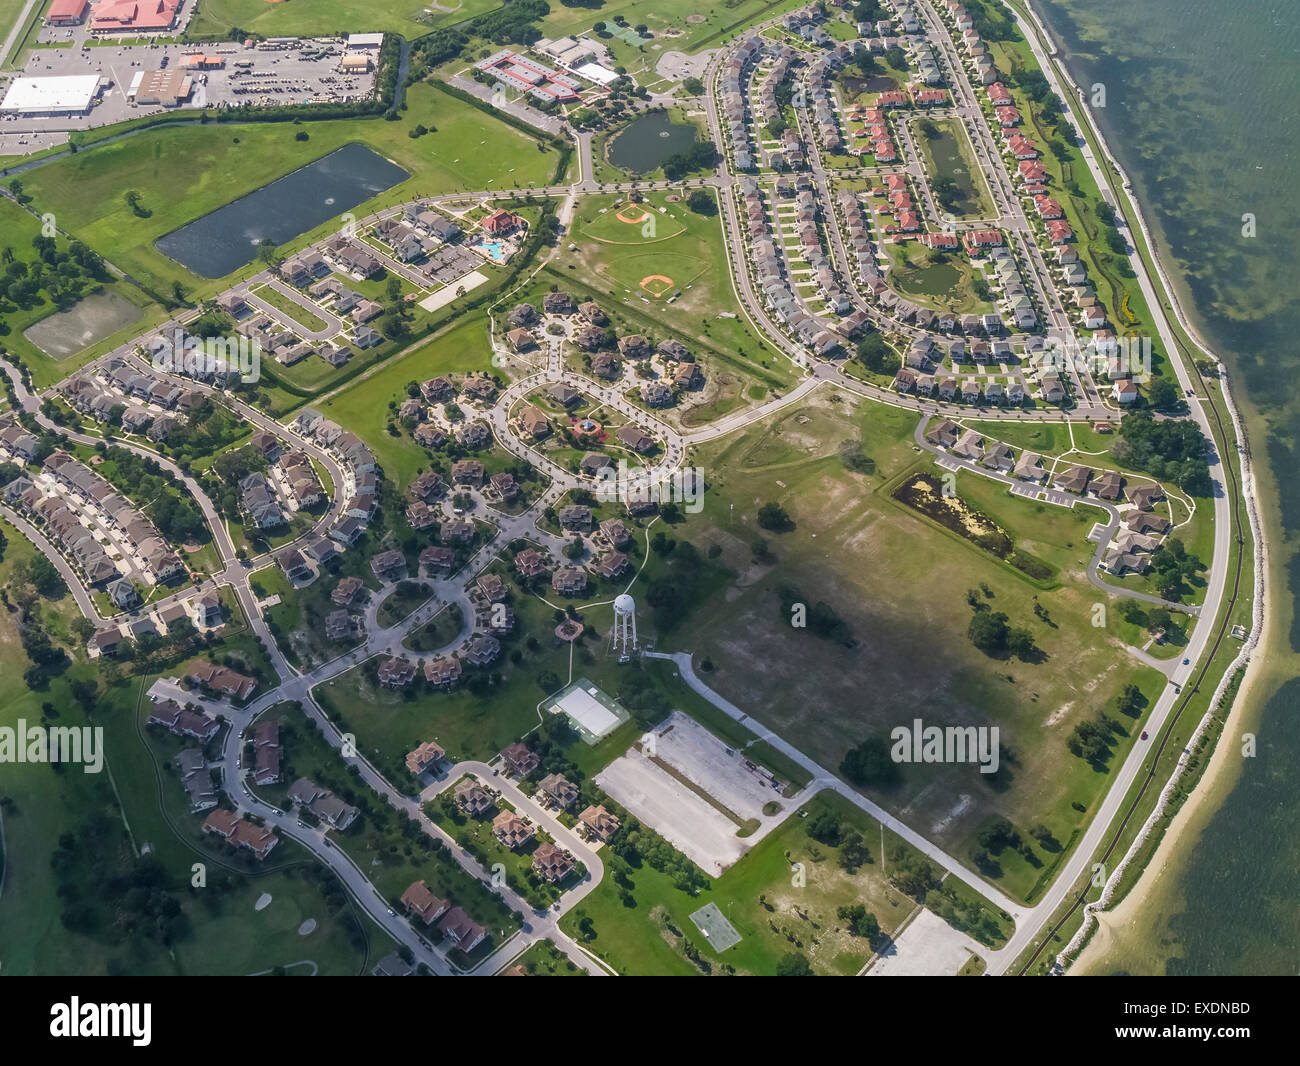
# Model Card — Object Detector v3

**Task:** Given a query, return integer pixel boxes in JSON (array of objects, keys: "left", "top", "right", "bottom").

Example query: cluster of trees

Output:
[
  {"left": 856, "top": 332, "right": 901, "bottom": 376},
  {"left": 1112, "top": 411, "right": 1212, "bottom": 495},
  {"left": 686, "top": 189, "right": 716, "bottom": 216},
  {"left": 472, "top": 0, "right": 551, "bottom": 45},
  {"left": 52, "top": 816, "right": 190, "bottom": 946},
  {"left": 1148, "top": 537, "right": 1205, "bottom": 602},
  {"left": 662, "top": 140, "right": 718, "bottom": 182},
  {"left": 1119, "top": 597, "right": 1179, "bottom": 638},
  {"left": 1067, "top": 710, "right": 1123, "bottom": 766},
  {"left": 643, "top": 537, "right": 711, "bottom": 631},
  {"left": 778, "top": 584, "right": 854, "bottom": 647},
  {"left": 840, "top": 736, "right": 902, "bottom": 789},
  {"left": 99, "top": 446, "right": 205, "bottom": 545},
  {"left": 967, "top": 593, "right": 1036, "bottom": 660},
  {"left": 607, "top": 817, "right": 710, "bottom": 895},
  {"left": 757, "top": 501, "right": 794, "bottom": 532},
  {"left": 806, "top": 807, "right": 872, "bottom": 871},
  {"left": 0, "top": 231, "right": 107, "bottom": 317}
]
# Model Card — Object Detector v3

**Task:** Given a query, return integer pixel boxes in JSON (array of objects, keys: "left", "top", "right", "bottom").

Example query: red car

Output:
[{"left": 1140, "top": 731, "right": 1149, "bottom": 741}]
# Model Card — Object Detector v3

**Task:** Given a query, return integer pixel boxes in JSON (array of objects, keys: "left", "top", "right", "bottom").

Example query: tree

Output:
[
  {"left": 776, "top": 951, "right": 814, "bottom": 976},
  {"left": 1146, "top": 376, "right": 1180, "bottom": 412},
  {"left": 757, "top": 501, "right": 794, "bottom": 532},
  {"left": 967, "top": 609, "right": 1010, "bottom": 655},
  {"left": 686, "top": 189, "right": 716, "bottom": 216},
  {"left": 840, "top": 737, "right": 901, "bottom": 788}
]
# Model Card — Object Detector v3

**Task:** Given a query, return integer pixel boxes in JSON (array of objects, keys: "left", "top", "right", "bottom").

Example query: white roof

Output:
[
  {"left": 573, "top": 61, "right": 619, "bottom": 85},
  {"left": 0, "top": 75, "right": 100, "bottom": 114},
  {"left": 346, "top": 33, "right": 385, "bottom": 48}
]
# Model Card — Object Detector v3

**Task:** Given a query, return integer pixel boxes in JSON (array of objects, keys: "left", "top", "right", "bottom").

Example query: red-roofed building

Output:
[
  {"left": 1034, "top": 195, "right": 1064, "bottom": 219},
  {"left": 90, "top": 0, "right": 181, "bottom": 33},
  {"left": 1018, "top": 160, "right": 1048, "bottom": 184},
  {"left": 885, "top": 174, "right": 908, "bottom": 193},
  {"left": 994, "top": 105, "right": 1021, "bottom": 127},
  {"left": 920, "top": 232, "right": 960, "bottom": 249},
  {"left": 897, "top": 210, "right": 921, "bottom": 232},
  {"left": 1046, "top": 219, "right": 1073, "bottom": 243},
  {"left": 482, "top": 209, "right": 522, "bottom": 236},
  {"left": 912, "top": 87, "right": 949, "bottom": 106},
  {"left": 46, "top": 0, "right": 88, "bottom": 24},
  {"left": 987, "top": 82, "right": 1013, "bottom": 106},
  {"left": 963, "top": 229, "right": 1004, "bottom": 254},
  {"left": 876, "top": 91, "right": 909, "bottom": 108},
  {"left": 1007, "top": 133, "right": 1038, "bottom": 158}
]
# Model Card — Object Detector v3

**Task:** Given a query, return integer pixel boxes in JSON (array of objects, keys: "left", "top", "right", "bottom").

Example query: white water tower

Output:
[{"left": 611, "top": 593, "right": 638, "bottom": 661}]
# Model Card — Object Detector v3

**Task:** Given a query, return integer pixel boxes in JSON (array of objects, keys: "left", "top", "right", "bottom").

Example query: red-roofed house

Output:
[
  {"left": 963, "top": 229, "right": 1003, "bottom": 254},
  {"left": 1046, "top": 219, "right": 1073, "bottom": 243},
  {"left": 994, "top": 105, "right": 1021, "bottom": 127},
  {"left": 47, "top": 0, "right": 88, "bottom": 24}
]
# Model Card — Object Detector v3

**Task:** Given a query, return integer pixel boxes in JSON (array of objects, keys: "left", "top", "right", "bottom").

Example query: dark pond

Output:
[
  {"left": 607, "top": 111, "right": 698, "bottom": 174},
  {"left": 156, "top": 143, "right": 409, "bottom": 278}
]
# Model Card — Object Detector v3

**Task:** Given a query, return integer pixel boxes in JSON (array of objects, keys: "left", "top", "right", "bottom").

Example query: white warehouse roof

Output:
[
  {"left": 346, "top": 33, "right": 385, "bottom": 49},
  {"left": 0, "top": 75, "right": 101, "bottom": 114}
]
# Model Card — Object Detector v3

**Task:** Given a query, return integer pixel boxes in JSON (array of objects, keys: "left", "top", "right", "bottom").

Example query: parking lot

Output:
[{"left": 3, "top": 34, "right": 376, "bottom": 133}]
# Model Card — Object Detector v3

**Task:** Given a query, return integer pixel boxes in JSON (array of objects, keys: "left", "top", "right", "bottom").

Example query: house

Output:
[
  {"left": 578, "top": 804, "right": 621, "bottom": 842},
  {"left": 925, "top": 418, "right": 960, "bottom": 448},
  {"left": 552, "top": 567, "right": 588, "bottom": 596},
  {"left": 532, "top": 842, "right": 576, "bottom": 883},
  {"left": 1056, "top": 464, "right": 1092, "bottom": 494},
  {"left": 202, "top": 810, "right": 278, "bottom": 861},
  {"left": 506, "top": 327, "right": 536, "bottom": 352},
  {"left": 276, "top": 546, "right": 312, "bottom": 583},
  {"left": 1013, "top": 450, "right": 1046, "bottom": 482},
  {"left": 437, "top": 907, "right": 486, "bottom": 954},
  {"left": 514, "top": 547, "right": 548, "bottom": 579},
  {"left": 1128, "top": 512, "right": 1171, "bottom": 535},
  {"left": 1103, "top": 550, "right": 1150, "bottom": 576},
  {"left": 543, "top": 291, "right": 574, "bottom": 315},
  {"left": 451, "top": 459, "right": 484, "bottom": 485},
  {"left": 1127, "top": 484, "right": 1165, "bottom": 512},
  {"left": 453, "top": 778, "right": 493, "bottom": 816},
  {"left": 482, "top": 209, "right": 523, "bottom": 236},
  {"left": 423, "top": 653, "right": 463, "bottom": 688},
  {"left": 982, "top": 441, "right": 1014, "bottom": 471},
  {"left": 400, "top": 880, "right": 449, "bottom": 925},
  {"left": 331, "top": 576, "right": 365, "bottom": 607},
  {"left": 370, "top": 548, "right": 407, "bottom": 582},
  {"left": 518, "top": 405, "right": 550, "bottom": 439},
  {"left": 377, "top": 656, "right": 418, "bottom": 688},
  {"left": 108, "top": 577, "right": 140, "bottom": 610},
  {"left": 286, "top": 778, "right": 358, "bottom": 829},
  {"left": 252, "top": 718, "right": 281, "bottom": 785},
  {"left": 615, "top": 425, "right": 655, "bottom": 454},
  {"left": 1114, "top": 378, "right": 1139, "bottom": 403},
  {"left": 492, "top": 809, "right": 535, "bottom": 850},
  {"left": 187, "top": 662, "right": 257, "bottom": 701},
  {"left": 489, "top": 472, "right": 519, "bottom": 501},
  {"left": 559, "top": 504, "right": 592, "bottom": 531},
  {"left": 1092, "top": 470, "right": 1125, "bottom": 501},
  {"left": 419, "top": 545, "right": 455, "bottom": 575},
  {"left": 372, "top": 953, "right": 415, "bottom": 977},
  {"left": 476, "top": 572, "right": 507, "bottom": 603},
  {"left": 591, "top": 551, "right": 628, "bottom": 580},
  {"left": 500, "top": 742, "right": 539, "bottom": 778},
  {"left": 537, "top": 772, "right": 580, "bottom": 810},
  {"left": 405, "top": 740, "right": 446, "bottom": 776},
  {"left": 547, "top": 382, "right": 582, "bottom": 408},
  {"left": 174, "top": 749, "right": 218, "bottom": 812},
  {"left": 461, "top": 634, "right": 500, "bottom": 667},
  {"left": 953, "top": 429, "right": 984, "bottom": 460},
  {"left": 325, "top": 610, "right": 358, "bottom": 642},
  {"left": 88, "top": 628, "right": 122, "bottom": 659},
  {"left": 148, "top": 699, "right": 219, "bottom": 742}
]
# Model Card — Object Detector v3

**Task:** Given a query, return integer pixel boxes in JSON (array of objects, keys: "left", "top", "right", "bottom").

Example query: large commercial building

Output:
[
  {"left": 127, "top": 69, "right": 193, "bottom": 107},
  {"left": 89, "top": 0, "right": 181, "bottom": 34},
  {"left": 0, "top": 75, "right": 102, "bottom": 117}
]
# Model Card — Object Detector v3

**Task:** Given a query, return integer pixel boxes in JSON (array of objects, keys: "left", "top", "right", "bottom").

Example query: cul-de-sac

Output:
[{"left": 0, "top": 0, "right": 1262, "bottom": 980}]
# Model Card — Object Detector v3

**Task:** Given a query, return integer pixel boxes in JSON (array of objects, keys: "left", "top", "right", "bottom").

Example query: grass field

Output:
[
  {"left": 188, "top": 0, "right": 499, "bottom": 40},
  {"left": 884, "top": 238, "right": 995, "bottom": 314},
  {"left": 17, "top": 82, "right": 561, "bottom": 302},
  {"left": 658, "top": 391, "right": 1167, "bottom": 903}
]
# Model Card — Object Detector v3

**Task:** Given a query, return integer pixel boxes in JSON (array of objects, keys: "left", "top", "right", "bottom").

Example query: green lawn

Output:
[
  {"left": 189, "top": 0, "right": 501, "bottom": 40},
  {"left": 563, "top": 791, "right": 994, "bottom": 976},
  {"left": 883, "top": 239, "right": 995, "bottom": 314},
  {"left": 661, "top": 395, "right": 1169, "bottom": 903},
  {"left": 18, "top": 82, "right": 561, "bottom": 302},
  {"left": 915, "top": 116, "right": 996, "bottom": 220}
]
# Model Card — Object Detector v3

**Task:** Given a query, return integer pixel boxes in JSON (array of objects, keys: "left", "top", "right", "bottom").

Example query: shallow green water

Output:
[{"left": 1035, "top": 0, "right": 1300, "bottom": 974}]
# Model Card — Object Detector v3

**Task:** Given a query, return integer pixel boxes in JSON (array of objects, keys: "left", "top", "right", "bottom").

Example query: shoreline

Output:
[{"left": 1012, "top": 0, "right": 1272, "bottom": 972}]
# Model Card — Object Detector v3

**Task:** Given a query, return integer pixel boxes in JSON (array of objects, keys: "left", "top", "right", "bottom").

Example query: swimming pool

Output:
[{"left": 473, "top": 238, "right": 507, "bottom": 262}]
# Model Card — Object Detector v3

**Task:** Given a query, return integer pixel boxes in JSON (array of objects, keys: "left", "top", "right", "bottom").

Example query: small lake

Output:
[
  {"left": 156, "top": 143, "right": 409, "bottom": 279},
  {"left": 607, "top": 111, "right": 698, "bottom": 174}
]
